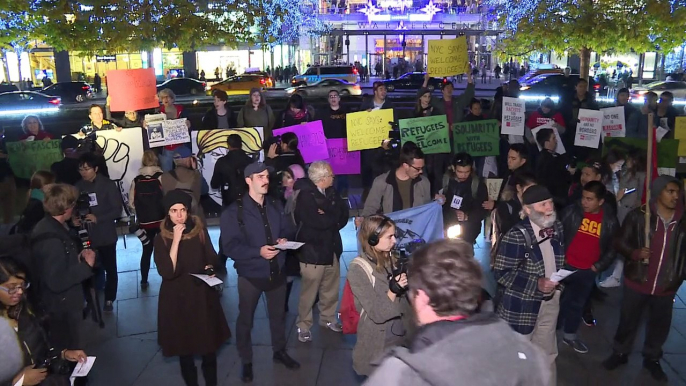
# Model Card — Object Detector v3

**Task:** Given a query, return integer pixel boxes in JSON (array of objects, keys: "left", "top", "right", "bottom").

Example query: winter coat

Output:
[
  {"left": 75, "top": 174, "right": 123, "bottom": 247},
  {"left": 237, "top": 105, "right": 275, "bottom": 140},
  {"left": 361, "top": 171, "right": 431, "bottom": 216},
  {"left": 153, "top": 216, "right": 231, "bottom": 357},
  {"left": 210, "top": 149, "right": 255, "bottom": 207},
  {"left": 201, "top": 106, "right": 235, "bottom": 129}
]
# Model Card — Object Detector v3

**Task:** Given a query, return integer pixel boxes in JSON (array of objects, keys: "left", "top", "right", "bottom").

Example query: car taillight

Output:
[
  {"left": 202, "top": 82, "right": 206, "bottom": 88},
  {"left": 48, "top": 98, "right": 61, "bottom": 105},
  {"left": 594, "top": 84, "right": 600, "bottom": 90},
  {"left": 82, "top": 86, "right": 90, "bottom": 90},
  {"left": 353, "top": 85, "right": 361, "bottom": 90},
  {"left": 353, "top": 68, "right": 358, "bottom": 74},
  {"left": 260, "top": 78, "right": 266, "bottom": 84}
]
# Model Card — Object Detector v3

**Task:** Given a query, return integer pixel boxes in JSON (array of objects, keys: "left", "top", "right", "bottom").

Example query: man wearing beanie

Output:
[
  {"left": 603, "top": 176, "right": 685, "bottom": 382},
  {"left": 493, "top": 185, "right": 565, "bottom": 385}
]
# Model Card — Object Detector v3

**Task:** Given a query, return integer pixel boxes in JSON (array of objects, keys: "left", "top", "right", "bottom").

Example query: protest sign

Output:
[
  {"left": 147, "top": 119, "right": 191, "bottom": 148},
  {"left": 6, "top": 139, "right": 63, "bottom": 179},
  {"left": 486, "top": 179, "right": 503, "bottom": 201},
  {"left": 604, "top": 137, "right": 678, "bottom": 168},
  {"left": 398, "top": 115, "right": 450, "bottom": 154},
  {"left": 452, "top": 119, "right": 500, "bottom": 156},
  {"left": 601, "top": 107, "right": 626, "bottom": 139},
  {"left": 95, "top": 128, "right": 144, "bottom": 215},
  {"left": 531, "top": 123, "right": 566, "bottom": 154},
  {"left": 346, "top": 109, "right": 395, "bottom": 151},
  {"left": 106, "top": 68, "right": 158, "bottom": 112},
  {"left": 326, "top": 138, "right": 360, "bottom": 175},
  {"left": 427, "top": 37, "right": 469, "bottom": 77},
  {"left": 574, "top": 109, "right": 603, "bottom": 148},
  {"left": 193, "top": 128, "right": 264, "bottom": 206},
  {"left": 501, "top": 97, "right": 525, "bottom": 135},
  {"left": 273, "top": 120, "right": 328, "bottom": 163},
  {"left": 675, "top": 117, "right": 686, "bottom": 156}
]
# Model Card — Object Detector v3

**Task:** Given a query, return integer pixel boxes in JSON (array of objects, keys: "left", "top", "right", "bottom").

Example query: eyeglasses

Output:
[
  {"left": 0, "top": 282, "right": 30, "bottom": 295},
  {"left": 408, "top": 164, "right": 422, "bottom": 172}
]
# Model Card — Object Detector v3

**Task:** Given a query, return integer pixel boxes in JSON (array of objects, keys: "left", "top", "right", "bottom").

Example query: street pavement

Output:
[{"left": 79, "top": 219, "right": 686, "bottom": 386}]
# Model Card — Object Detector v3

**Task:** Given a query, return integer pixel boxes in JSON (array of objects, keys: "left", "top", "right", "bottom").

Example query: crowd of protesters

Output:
[{"left": 0, "top": 65, "right": 685, "bottom": 386}]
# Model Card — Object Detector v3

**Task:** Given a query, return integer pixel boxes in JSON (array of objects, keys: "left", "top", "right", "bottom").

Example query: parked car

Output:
[
  {"left": 0, "top": 91, "right": 61, "bottom": 114},
  {"left": 209, "top": 74, "right": 268, "bottom": 95},
  {"left": 517, "top": 64, "right": 564, "bottom": 84},
  {"left": 156, "top": 78, "right": 206, "bottom": 96},
  {"left": 291, "top": 65, "right": 358, "bottom": 86},
  {"left": 631, "top": 80, "right": 686, "bottom": 101},
  {"left": 519, "top": 74, "right": 599, "bottom": 100},
  {"left": 41, "top": 81, "right": 92, "bottom": 103},
  {"left": 0, "top": 83, "right": 19, "bottom": 93},
  {"left": 382, "top": 72, "right": 447, "bottom": 92},
  {"left": 285, "top": 79, "right": 362, "bottom": 97}
]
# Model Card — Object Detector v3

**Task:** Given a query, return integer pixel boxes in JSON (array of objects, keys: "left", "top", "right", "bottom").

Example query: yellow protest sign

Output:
[
  {"left": 427, "top": 36, "right": 469, "bottom": 77},
  {"left": 675, "top": 116, "right": 686, "bottom": 140},
  {"left": 679, "top": 140, "right": 686, "bottom": 156},
  {"left": 346, "top": 109, "right": 395, "bottom": 151}
]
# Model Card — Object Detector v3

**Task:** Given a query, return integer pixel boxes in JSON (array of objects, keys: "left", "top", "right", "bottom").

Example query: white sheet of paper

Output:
[
  {"left": 13, "top": 374, "right": 24, "bottom": 386},
  {"left": 656, "top": 126, "right": 670, "bottom": 142},
  {"left": 451, "top": 195, "right": 463, "bottom": 209},
  {"left": 71, "top": 356, "right": 96, "bottom": 378},
  {"left": 550, "top": 269, "right": 576, "bottom": 283},
  {"left": 190, "top": 274, "right": 224, "bottom": 287},
  {"left": 531, "top": 123, "right": 566, "bottom": 154},
  {"left": 486, "top": 178, "right": 503, "bottom": 201},
  {"left": 273, "top": 241, "right": 305, "bottom": 250}
]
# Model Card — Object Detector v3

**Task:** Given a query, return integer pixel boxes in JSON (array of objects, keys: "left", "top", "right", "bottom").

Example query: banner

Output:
[
  {"left": 604, "top": 137, "right": 679, "bottom": 168},
  {"left": 386, "top": 202, "right": 445, "bottom": 249},
  {"left": 531, "top": 123, "right": 566, "bottom": 154},
  {"left": 147, "top": 119, "right": 191, "bottom": 148},
  {"left": 6, "top": 140, "right": 63, "bottom": 179},
  {"left": 346, "top": 109, "right": 394, "bottom": 151},
  {"left": 273, "top": 120, "right": 328, "bottom": 163},
  {"left": 452, "top": 119, "right": 500, "bottom": 156},
  {"left": 398, "top": 115, "right": 450, "bottom": 154},
  {"left": 601, "top": 107, "right": 626, "bottom": 139},
  {"left": 192, "top": 128, "right": 264, "bottom": 206},
  {"left": 501, "top": 97, "right": 525, "bottom": 135},
  {"left": 574, "top": 109, "right": 603, "bottom": 148},
  {"left": 107, "top": 68, "right": 158, "bottom": 112},
  {"left": 426, "top": 36, "right": 469, "bottom": 77},
  {"left": 486, "top": 178, "right": 503, "bottom": 201},
  {"left": 95, "top": 128, "right": 144, "bottom": 214},
  {"left": 326, "top": 138, "right": 360, "bottom": 175}
]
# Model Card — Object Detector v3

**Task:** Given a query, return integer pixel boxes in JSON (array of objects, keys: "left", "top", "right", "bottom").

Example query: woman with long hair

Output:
[
  {"left": 266, "top": 131, "right": 306, "bottom": 173},
  {"left": 19, "top": 115, "right": 53, "bottom": 141},
  {"left": 413, "top": 87, "right": 437, "bottom": 117},
  {"left": 282, "top": 164, "right": 306, "bottom": 312},
  {"left": 237, "top": 88, "right": 275, "bottom": 140},
  {"left": 0, "top": 257, "right": 89, "bottom": 386},
  {"left": 12, "top": 171, "right": 55, "bottom": 235},
  {"left": 278, "top": 93, "right": 315, "bottom": 128},
  {"left": 348, "top": 215, "right": 409, "bottom": 377},
  {"left": 154, "top": 190, "right": 230, "bottom": 386}
]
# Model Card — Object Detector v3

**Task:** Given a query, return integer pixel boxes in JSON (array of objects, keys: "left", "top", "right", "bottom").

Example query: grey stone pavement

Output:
[{"left": 80, "top": 219, "right": 686, "bottom": 386}]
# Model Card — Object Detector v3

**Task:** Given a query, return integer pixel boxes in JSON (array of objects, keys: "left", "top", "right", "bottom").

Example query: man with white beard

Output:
[{"left": 493, "top": 185, "right": 565, "bottom": 386}]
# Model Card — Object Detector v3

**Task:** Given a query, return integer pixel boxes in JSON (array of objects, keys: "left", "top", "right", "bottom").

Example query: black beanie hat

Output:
[
  {"left": 522, "top": 185, "right": 553, "bottom": 205},
  {"left": 163, "top": 189, "right": 192, "bottom": 213}
]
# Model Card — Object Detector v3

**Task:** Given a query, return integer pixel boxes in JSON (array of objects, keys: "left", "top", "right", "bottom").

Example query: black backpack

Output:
[{"left": 133, "top": 172, "right": 165, "bottom": 225}]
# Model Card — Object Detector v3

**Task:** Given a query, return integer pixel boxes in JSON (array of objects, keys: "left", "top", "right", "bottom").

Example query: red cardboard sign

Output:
[{"left": 107, "top": 68, "right": 158, "bottom": 112}]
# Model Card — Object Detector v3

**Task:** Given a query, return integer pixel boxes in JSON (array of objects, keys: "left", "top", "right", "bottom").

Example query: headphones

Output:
[{"left": 367, "top": 216, "right": 391, "bottom": 247}]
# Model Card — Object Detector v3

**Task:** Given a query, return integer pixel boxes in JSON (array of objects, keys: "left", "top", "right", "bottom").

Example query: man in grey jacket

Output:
[
  {"left": 365, "top": 239, "right": 551, "bottom": 386},
  {"left": 360, "top": 142, "right": 432, "bottom": 219},
  {"left": 75, "top": 152, "right": 122, "bottom": 312}
]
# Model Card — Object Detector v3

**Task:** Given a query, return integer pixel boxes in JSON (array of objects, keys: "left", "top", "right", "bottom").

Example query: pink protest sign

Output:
[
  {"left": 107, "top": 68, "right": 158, "bottom": 112},
  {"left": 326, "top": 138, "right": 360, "bottom": 175},
  {"left": 272, "top": 120, "right": 329, "bottom": 163}
]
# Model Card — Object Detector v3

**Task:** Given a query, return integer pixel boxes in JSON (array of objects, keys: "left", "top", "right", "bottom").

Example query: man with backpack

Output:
[{"left": 160, "top": 147, "right": 204, "bottom": 224}]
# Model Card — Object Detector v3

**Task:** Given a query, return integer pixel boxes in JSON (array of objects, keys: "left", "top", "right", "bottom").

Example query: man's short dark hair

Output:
[
  {"left": 212, "top": 89, "right": 228, "bottom": 101},
  {"left": 328, "top": 89, "right": 340, "bottom": 96},
  {"left": 441, "top": 80, "right": 454, "bottom": 90},
  {"left": 577, "top": 78, "right": 588, "bottom": 85},
  {"left": 617, "top": 87, "right": 630, "bottom": 96},
  {"left": 508, "top": 143, "right": 529, "bottom": 161},
  {"left": 536, "top": 128, "right": 555, "bottom": 148},
  {"left": 78, "top": 152, "right": 99, "bottom": 169},
  {"left": 511, "top": 170, "right": 536, "bottom": 188},
  {"left": 89, "top": 104, "right": 104, "bottom": 114},
  {"left": 399, "top": 141, "right": 424, "bottom": 166},
  {"left": 661, "top": 91, "right": 674, "bottom": 101},
  {"left": 227, "top": 134, "right": 242, "bottom": 149},
  {"left": 408, "top": 239, "right": 483, "bottom": 317},
  {"left": 583, "top": 180, "right": 607, "bottom": 200},
  {"left": 452, "top": 152, "right": 473, "bottom": 168},
  {"left": 469, "top": 98, "right": 481, "bottom": 109}
]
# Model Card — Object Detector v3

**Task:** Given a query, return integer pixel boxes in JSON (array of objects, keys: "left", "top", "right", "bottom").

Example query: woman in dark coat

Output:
[{"left": 154, "top": 189, "right": 231, "bottom": 386}]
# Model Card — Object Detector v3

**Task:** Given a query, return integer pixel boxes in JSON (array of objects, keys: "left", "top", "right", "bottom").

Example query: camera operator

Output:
[
  {"left": 31, "top": 184, "right": 95, "bottom": 350},
  {"left": 75, "top": 153, "right": 122, "bottom": 313},
  {"left": 349, "top": 215, "right": 410, "bottom": 377},
  {"left": 365, "top": 239, "right": 551, "bottom": 386},
  {"left": 265, "top": 132, "right": 305, "bottom": 173}
]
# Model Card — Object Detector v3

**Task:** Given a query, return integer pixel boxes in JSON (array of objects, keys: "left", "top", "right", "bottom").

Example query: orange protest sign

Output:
[{"left": 107, "top": 68, "right": 158, "bottom": 112}]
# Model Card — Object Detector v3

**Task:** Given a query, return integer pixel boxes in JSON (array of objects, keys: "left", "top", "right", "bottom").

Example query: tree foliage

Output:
[
  {"left": 0, "top": 0, "right": 42, "bottom": 52},
  {"left": 256, "top": 0, "right": 331, "bottom": 47}
]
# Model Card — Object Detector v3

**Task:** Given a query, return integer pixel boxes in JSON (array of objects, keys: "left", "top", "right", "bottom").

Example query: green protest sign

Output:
[
  {"left": 452, "top": 119, "right": 500, "bottom": 156},
  {"left": 398, "top": 115, "right": 450, "bottom": 154},
  {"left": 603, "top": 138, "right": 678, "bottom": 168},
  {"left": 6, "top": 140, "right": 63, "bottom": 179}
]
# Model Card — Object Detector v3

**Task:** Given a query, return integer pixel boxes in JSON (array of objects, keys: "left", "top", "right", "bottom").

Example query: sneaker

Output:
[
  {"left": 241, "top": 363, "right": 253, "bottom": 383},
  {"left": 599, "top": 276, "right": 621, "bottom": 288},
  {"left": 297, "top": 328, "right": 312, "bottom": 343},
  {"left": 273, "top": 350, "right": 300, "bottom": 370},
  {"left": 563, "top": 338, "right": 589, "bottom": 354},
  {"left": 602, "top": 353, "right": 628, "bottom": 370},
  {"left": 321, "top": 322, "right": 343, "bottom": 333},
  {"left": 643, "top": 359, "right": 668, "bottom": 382},
  {"left": 582, "top": 310, "right": 596, "bottom": 327},
  {"left": 103, "top": 301, "right": 114, "bottom": 312}
]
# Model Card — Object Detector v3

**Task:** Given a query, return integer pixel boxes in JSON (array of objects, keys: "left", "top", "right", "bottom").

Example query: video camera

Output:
[
  {"left": 389, "top": 238, "right": 425, "bottom": 295},
  {"left": 75, "top": 191, "right": 93, "bottom": 250}
]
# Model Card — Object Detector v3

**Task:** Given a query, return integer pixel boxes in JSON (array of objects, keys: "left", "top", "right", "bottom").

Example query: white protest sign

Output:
[
  {"left": 531, "top": 123, "right": 566, "bottom": 154},
  {"left": 486, "top": 178, "right": 503, "bottom": 201},
  {"left": 148, "top": 118, "right": 191, "bottom": 148},
  {"left": 501, "top": 97, "right": 525, "bottom": 135},
  {"left": 575, "top": 109, "right": 603, "bottom": 149},
  {"left": 601, "top": 107, "right": 626, "bottom": 139}
]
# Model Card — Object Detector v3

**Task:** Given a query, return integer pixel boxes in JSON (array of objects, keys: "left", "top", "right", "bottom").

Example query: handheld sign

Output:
[
  {"left": 399, "top": 115, "right": 450, "bottom": 154},
  {"left": 452, "top": 119, "right": 500, "bottom": 156},
  {"left": 501, "top": 97, "right": 525, "bottom": 135},
  {"left": 346, "top": 109, "right": 395, "bottom": 151},
  {"left": 427, "top": 37, "right": 469, "bottom": 77},
  {"left": 107, "top": 68, "right": 158, "bottom": 112},
  {"left": 273, "top": 121, "right": 329, "bottom": 163}
]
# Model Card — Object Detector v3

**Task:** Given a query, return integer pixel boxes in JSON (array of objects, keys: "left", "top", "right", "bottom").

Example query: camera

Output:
[
  {"left": 263, "top": 135, "right": 282, "bottom": 151},
  {"left": 35, "top": 348, "right": 71, "bottom": 375},
  {"left": 75, "top": 192, "right": 93, "bottom": 249},
  {"left": 129, "top": 222, "right": 150, "bottom": 246},
  {"left": 389, "top": 238, "right": 425, "bottom": 296}
]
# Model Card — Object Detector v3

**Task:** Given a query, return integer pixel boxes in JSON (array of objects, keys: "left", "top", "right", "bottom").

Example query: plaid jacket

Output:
[{"left": 493, "top": 218, "right": 565, "bottom": 335}]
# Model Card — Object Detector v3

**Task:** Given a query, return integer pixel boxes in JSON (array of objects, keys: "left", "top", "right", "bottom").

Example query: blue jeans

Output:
[{"left": 557, "top": 266, "right": 597, "bottom": 338}]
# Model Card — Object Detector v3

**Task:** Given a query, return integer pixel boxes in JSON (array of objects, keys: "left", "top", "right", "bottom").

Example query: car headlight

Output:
[{"left": 446, "top": 224, "right": 462, "bottom": 239}]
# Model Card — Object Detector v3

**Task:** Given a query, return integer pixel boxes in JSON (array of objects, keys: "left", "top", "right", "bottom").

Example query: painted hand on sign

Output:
[{"left": 95, "top": 136, "right": 130, "bottom": 182}]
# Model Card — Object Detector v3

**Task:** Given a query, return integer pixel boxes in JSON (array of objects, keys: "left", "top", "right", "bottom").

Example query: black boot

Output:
[
  {"left": 273, "top": 350, "right": 300, "bottom": 370},
  {"left": 241, "top": 363, "right": 253, "bottom": 383},
  {"left": 179, "top": 356, "right": 199, "bottom": 386},
  {"left": 201, "top": 353, "right": 217, "bottom": 386},
  {"left": 602, "top": 352, "right": 628, "bottom": 370},
  {"left": 643, "top": 359, "right": 668, "bottom": 382}
]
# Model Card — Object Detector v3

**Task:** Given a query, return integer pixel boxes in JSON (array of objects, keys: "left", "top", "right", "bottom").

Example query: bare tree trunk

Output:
[
  {"left": 579, "top": 47, "right": 591, "bottom": 91},
  {"left": 16, "top": 50, "right": 24, "bottom": 90},
  {"left": 0, "top": 50, "right": 11, "bottom": 84}
]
